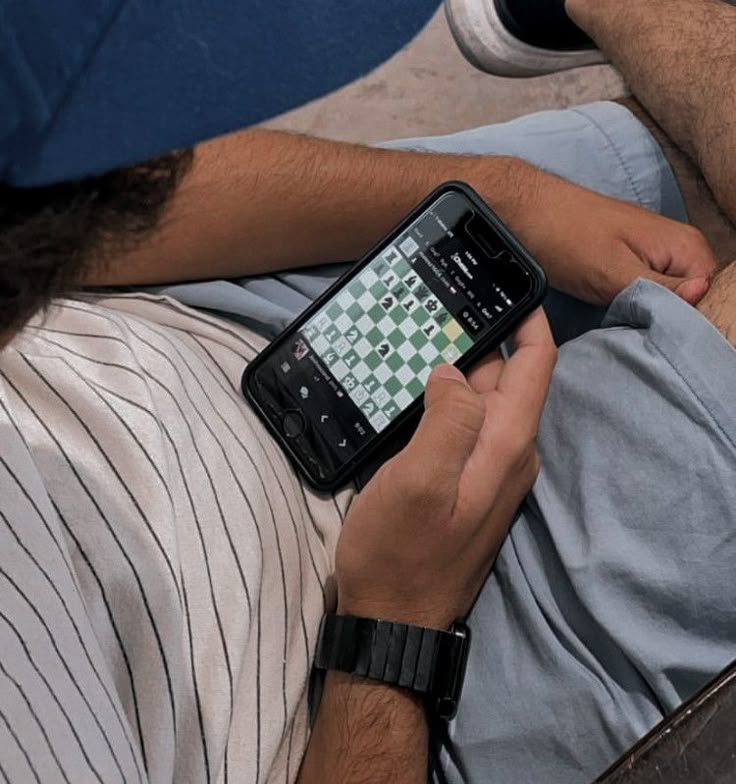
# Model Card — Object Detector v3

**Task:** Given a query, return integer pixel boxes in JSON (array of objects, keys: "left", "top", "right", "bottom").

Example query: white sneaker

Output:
[{"left": 444, "top": 0, "right": 607, "bottom": 77}]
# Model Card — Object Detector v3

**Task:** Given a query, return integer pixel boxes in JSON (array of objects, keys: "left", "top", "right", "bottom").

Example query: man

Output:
[{"left": 1, "top": 2, "right": 735, "bottom": 784}]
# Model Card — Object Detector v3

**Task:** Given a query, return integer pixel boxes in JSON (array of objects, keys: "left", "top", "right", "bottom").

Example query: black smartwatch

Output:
[{"left": 314, "top": 614, "right": 471, "bottom": 720}]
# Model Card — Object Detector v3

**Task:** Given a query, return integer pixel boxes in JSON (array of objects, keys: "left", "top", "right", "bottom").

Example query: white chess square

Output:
[
  {"left": 374, "top": 364, "right": 391, "bottom": 384},
  {"left": 335, "top": 313, "right": 352, "bottom": 333},
  {"left": 311, "top": 335, "right": 329, "bottom": 355},
  {"left": 400, "top": 295, "right": 419, "bottom": 316},
  {"left": 336, "top": 291, "right": 353, "bottom": 310},
  {"left": 331, "top": 360, "right": 349, "bottom": 379},
  {"left": 418, "top": 366, "right": 432, "bottom": 385},
  {"left": 424, "top": 296, "right": 441, "bottom": 316},
  {"left": 316, "top": 314, "right": 331, "bottom": 331},
  {"left": 353, "top": 362, "right": 370, "bottom": 382},
  {"left": 395, "top": 365, "right": 413, "bottom": 386},
  {"left": 394, "top": 388, "right": 413, "bottom": 410},
  {"left": 374, "top": 388, "right": 390, "bottom": 407},
  {"left": 404, "top": 272, "right": 422, "bottom": 291},
  {"left": 356, "top": 315, "right": 373, "bottom": 334},
  {"left": 419, "top": 343, "right": 439, "bottom": 364},
  {"left": 381, "top": 271, "right": 398, "bottom": 289},
  {"left": 352, "top": 385, "right": 368, "bottom": 405},
  {"left": 333, "top": 337, "right": 350, "bottom": 355},
  {"left": 399, "top": 236, "right": 420, "bottom": 257},
  {"left": 358, "top": 291, "right": 375, "bottom": 311},
  {"left": 354, "top": 337, "right": 372, "bottom": 358},
  {"left": 398, "top": 342, "right": 415, "bottom": 361},
  {"left": 442, "top": 345, "right": 461, "bottom": 363},
  {"left": 360, "top": 269, "right": 378, "bottom": 288},
  {"left": 399, "top": 318, "right": 417, "bottom": 338},
  {"left": 377, "top": 316, "right": 394, "bottom": 335},
  {"left": 370, "top": 411, "right": 390, "bottom": 433},
  {"left": 383, "top": 247, "right": 402, "bottom": 266}
]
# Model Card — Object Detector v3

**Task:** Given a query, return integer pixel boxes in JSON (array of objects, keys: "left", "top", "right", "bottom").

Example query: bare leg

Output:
[
  {"left": 616, "top": 96, "right": 736, "bottom": 265},
  {"left": 568, "top": 0, "right": 736, "bottom": 226},
  {"left": 697, "top": 258, "right": 736, "bottom": 344}
]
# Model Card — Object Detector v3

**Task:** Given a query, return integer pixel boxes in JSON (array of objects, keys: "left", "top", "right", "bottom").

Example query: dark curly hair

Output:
[{"left": 0, "top": 148, "right": 193, "bottom": 334}]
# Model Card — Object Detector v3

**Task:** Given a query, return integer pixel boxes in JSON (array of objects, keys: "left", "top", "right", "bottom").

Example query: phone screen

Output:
[{"left": 248, "top": 189, "right": 539, "bottom": 485}]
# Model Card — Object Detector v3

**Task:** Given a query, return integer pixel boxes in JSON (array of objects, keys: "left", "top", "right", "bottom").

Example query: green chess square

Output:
[
  {"left": 455, "top": 332, "right": 474, "bottom": 353},
  {"left": 406, "top": 378, "right": 425, "bottom": 398},
  {"left": 366, "top": 326, "right": 383, "bottom": 346},
  {"left": 384, "top": 376, "right": 402, "bottom": 396},
  {"left": 432, "top": 332, "right": 451, "bottom": 352},
  {"left": 343, "top": 350, "right": 359, "bottom": 369},
  {"left": 370, "top": 281, "right": 385, "bottom": 299},
  {"left": 409, "top": 331, "right": 426, "bottom": 351},
  {"left": 349, "top": 279, "right": 366, "bottom": 298},
  {"left": 408, "top": 353, "right": 425, "bottom": 374},
  {"left": 388, "top": 329, "right": 405, "bottom": 349},
  {"left": 394, "top": 258, "right": 411, "bottom": 279},
  {"left": 411, "top": 307, "right": 429, "bottom": 326},
  {"left": 368, "top": 304, "right": 385, "bottom": 323},
  {"left": 365, "top": 352, "right": 381, "bottom": 371},
  {"left": 386, "top": 352, "right": 403, "bottom": 372},
  {"left": 347, "top": 302, "right": 364, "bottom": 322},
  {"left": 326, "top": 302, "right": 342, "bottom": 320},
  {"left": 389, "top": 307, "right": 406, "bottom": 325}
]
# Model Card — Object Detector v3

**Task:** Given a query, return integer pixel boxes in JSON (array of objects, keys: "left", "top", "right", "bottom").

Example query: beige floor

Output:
[{"left": 264, "top": 6, "right": 625, "bottom": 144}]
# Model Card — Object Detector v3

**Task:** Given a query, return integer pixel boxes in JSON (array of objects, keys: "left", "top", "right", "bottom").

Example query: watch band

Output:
[{"left": 314, "top": 614, "right": 471, "bottom": 719}]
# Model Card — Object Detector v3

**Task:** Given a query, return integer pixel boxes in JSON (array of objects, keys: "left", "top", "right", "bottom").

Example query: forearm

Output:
[
  {"left": 298, "top": 672, "right": 428, "bottom": 784},
  {"left": 85, "top": 128, "right": 539, "bottom": 286},
  {"left": 567, "top": 0, "right": 736, "bottom": 218}
]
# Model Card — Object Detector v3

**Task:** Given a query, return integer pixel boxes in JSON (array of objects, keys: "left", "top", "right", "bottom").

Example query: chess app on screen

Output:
[{"left": 243, "top": 184, "right": 545, "bottom": 489}]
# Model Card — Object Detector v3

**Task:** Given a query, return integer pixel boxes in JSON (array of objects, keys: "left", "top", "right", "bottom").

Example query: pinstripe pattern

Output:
[{"left": 0, "top": 293, "right": 350, "bottom": 783}]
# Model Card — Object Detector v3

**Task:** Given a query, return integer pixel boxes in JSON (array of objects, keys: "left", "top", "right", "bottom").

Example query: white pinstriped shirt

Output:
[{"left": 0, "top": 293, "right": 349, "bottom": 783}]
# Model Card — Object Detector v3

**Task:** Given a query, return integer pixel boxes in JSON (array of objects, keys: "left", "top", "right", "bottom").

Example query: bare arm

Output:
[
  {"left": 297, "top": 673, "right": 427, "bottom": 784},
  {"left": 85, "top": 125, "right": 716, "bottom": 306},
  {"left": 87, "top": 128, "right": 536, "bottom": 286},
  {"left": 296, "top": 313, "right": 557, "bottom": 782},
  {"left": 567, "top": 0, "right": 736, "bottom": 221}
]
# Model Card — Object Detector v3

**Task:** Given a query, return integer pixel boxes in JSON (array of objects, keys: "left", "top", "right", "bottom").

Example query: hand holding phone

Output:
[
  {"left": 335, "top": 308, "right": 557, "bottom": 630},
  {"left": 242, "top": 182, "right": 547, "bottom": 490}
]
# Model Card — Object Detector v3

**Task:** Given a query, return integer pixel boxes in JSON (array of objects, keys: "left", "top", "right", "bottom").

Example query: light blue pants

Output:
[{"left": 153, "top": 102, "right": 736, "bottom": 783}]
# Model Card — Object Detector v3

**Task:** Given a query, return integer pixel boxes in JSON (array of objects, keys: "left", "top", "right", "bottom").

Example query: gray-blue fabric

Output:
[
  {"left": 448, "top": 278, "right": 736, "bottom": 782},
  {"left": 152, "top": 101, "right": 736, "bottom": 782}
]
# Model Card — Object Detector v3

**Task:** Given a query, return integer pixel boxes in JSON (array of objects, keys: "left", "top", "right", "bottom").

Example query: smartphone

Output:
[{"left": 242, "top": 181, "right": 546, "bottom": 491}]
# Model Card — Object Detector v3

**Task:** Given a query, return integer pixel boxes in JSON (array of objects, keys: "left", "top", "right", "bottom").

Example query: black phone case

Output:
[{"left": 242, "top": 181, "right": 547, "bottom": 493}]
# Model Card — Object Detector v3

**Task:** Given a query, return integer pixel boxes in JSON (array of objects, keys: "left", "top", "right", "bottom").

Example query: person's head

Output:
[
  {"left": 0, "top": 1, "right": 438, "bottom": 343},
  {"left": 0, "top": 148, "right": 193, "bottom": 338}
]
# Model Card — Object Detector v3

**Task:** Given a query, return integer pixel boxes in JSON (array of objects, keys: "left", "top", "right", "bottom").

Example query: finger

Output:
[
  {"left": 466, "top": 349, "right": 504, "bottom": 394},
  {"left": 630, "top": 222, "right": 718, "bottom": 279},
  {"left": 400, "top": 364, "right": 485, "bottom": 484},
  {"left": 496, "top": 308, "right": 557, "bottom": 424},
  {"left": 641, "top": 271, "right": 710, "bottom": 305}
]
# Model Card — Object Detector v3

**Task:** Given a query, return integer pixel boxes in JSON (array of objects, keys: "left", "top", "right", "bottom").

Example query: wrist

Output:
[
  {"left": 336, "top": 597, "right": 457, "bottom": 630},
  {"left": 466, "top": 156, "right": 544, "bottom": 233}
]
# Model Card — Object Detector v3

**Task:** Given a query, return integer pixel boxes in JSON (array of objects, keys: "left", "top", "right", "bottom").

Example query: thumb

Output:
[
  {"left": 399, "top": 364, "right": 485, "bottom": 483},
  {"left": 642, "top": 271, "right": 710, "bottom": 306}
]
